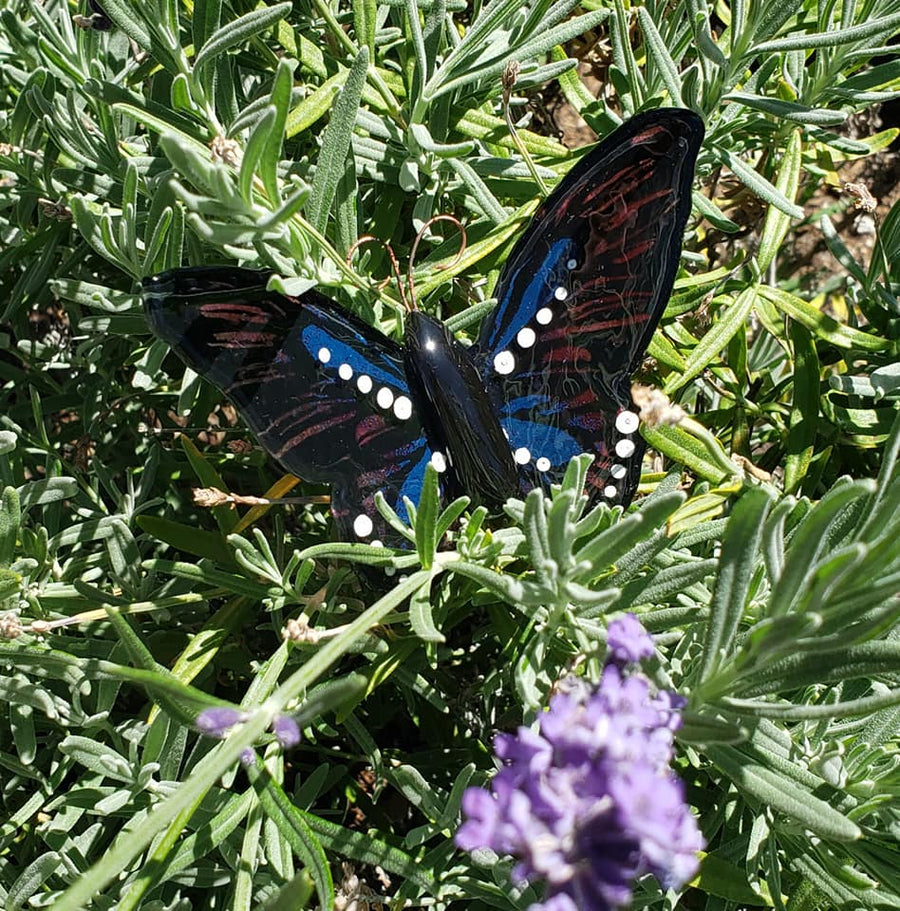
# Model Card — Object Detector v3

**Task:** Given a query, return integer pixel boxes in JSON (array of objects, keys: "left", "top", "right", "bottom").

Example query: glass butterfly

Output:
[{"left": 143, "top": 109, "right": 704, "bottom": 548}]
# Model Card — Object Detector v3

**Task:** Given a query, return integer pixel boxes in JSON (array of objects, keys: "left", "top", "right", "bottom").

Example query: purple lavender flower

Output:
[
  {"left": 196, "top": 707, "right": 247, "bottom": 737},
  {"left": 606, "top": 612, "right": 654, "bottom": 665},
  {"left": 272, "top": 714, "right": 301, "bottom": 748},
  {"left": 456, "top": 618, "right": 703, "bottom": 911}
]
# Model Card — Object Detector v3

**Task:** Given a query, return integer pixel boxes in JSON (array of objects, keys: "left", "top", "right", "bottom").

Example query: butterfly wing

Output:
[
  {"left": 143, "top": 267, "right": 432, "bottom": 546},
  {"left": 475, "top": 109, "right": 704, "bottom": 506}
]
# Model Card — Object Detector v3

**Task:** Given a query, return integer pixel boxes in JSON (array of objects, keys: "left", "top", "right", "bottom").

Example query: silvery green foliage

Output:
[{"left": 1, "top": 0, "right": 899, "bottom": 907}]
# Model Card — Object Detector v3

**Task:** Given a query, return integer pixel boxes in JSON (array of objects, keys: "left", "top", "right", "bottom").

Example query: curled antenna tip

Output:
[
  {"left": 346, "top": 234, "right": 410, "bottom": 311},
  {"left": 408, "top": 214, "right": 467, "bottom": 311}
]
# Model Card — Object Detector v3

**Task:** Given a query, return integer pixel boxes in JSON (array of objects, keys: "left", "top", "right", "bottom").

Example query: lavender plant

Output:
[
  {"left": 456, "top": 615, "right": 704, "bottom": 911},
  {"left": 0, "top": 0, "right": 899, "bottom": 908}
]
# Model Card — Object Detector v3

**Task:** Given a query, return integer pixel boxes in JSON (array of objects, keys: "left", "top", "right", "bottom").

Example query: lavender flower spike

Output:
[
  {"left": 196, "top": 706, "right": 248, "bottom": 738},
  {"left": 457, "top": 617, "right": 703, "bottom": 911},
  {"left": 606, "top": 612, "right": 654, "bottom": 665}
]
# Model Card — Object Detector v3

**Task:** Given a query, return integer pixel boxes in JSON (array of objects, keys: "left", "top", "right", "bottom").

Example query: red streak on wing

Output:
[
  {"left": 573, "top": 315, "right": 651, "bottom": 334},
  {"left": 609, "top": 239, "right": 655, "bottom": 264},
  {"left": 274, "top": 412, "right": 355, "bottom": 458},
  {"left": 569, "top": 388, "right": 598, "bottom": 409},
  {"left": 546, "top": 345, "right": 591, "bottom": 363},
  {"left": 200, "top": 302, "right": 287, "bottom": 320},
  {"left": 211, "top": 330, "right": 279, "bottom": 347}
]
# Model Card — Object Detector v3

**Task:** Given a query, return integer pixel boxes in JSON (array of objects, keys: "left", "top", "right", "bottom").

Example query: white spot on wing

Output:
[
  {"left": 431, "top": 451, "right": 447, "bottom": 473},
  {"left": 338, "top": 363, "right": 353, "bottom": 381},
  {"left": 517, "top": 327, "right": 536, "bottom": 349},
  {"left": 554, "top": 287, "right": 567, "bottom": 301},
  {"left": 357, "top": 374, "right": 373, "bottom": 394},
  {"left": 536, "top": 456, "right": 551, "bottom": 472},
  {"left": 376, "top": 387, "right": 394, "bottom": 410},
  {"left": 317, "top": 347, "right": 331, "bottom": 364},
  {"left": 611, "top": 464, "right": 627, "bottom": 479},
  {"left": 536, "top": 307, "right": 553, "bottom": 325},
  {"left": 370, "top": 539, "right": 383, "bottom": 549},
  {"left": 567, "top": 258, "right": 577, "bottom": 270},
  {"left": 493, "top": 350, "right": 515, "bottom": 375},
  {"left": 514, "top": 447, "right": 531, "bottom": 465},
  {"left": 604, "top": 485, "right": 617, "bottom": 499},
  {"left": 615, "top": 439, "right": 636, "bottom": 458},
  {"left": 393, "top": 396, "right": 412, "bottom": 420},
  {"left": 353, "top": 514, "right": 373, "bottom": 537},
  {"left": 616, "top": 410, "right": 639, "bottom": 434}
]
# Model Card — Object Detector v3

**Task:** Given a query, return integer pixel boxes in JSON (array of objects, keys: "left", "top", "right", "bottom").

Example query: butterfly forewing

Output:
[
  {"left": 143, "top": 267, "right": 432, "bottom": 546},
  {"left": 476, "top": 109, "right": 704, "bottom": 506}
]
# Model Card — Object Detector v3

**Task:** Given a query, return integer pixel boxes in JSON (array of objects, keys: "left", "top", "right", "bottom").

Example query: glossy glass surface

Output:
[
  {"left": 476, "top": 109, "right": 704, "bottom": 506},
  {"left": 404, "top": 311, "right": 519, "bottom": 506},
  {"left": 142, "top": 110, "right": 704, "bottom": 545}
]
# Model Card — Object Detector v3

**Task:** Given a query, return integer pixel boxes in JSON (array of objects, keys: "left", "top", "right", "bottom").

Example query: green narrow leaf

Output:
[
  {"left": 259, "top": 58, "right": 293, "bottom": 203},
  {"left": 707, "top": 746, "right": 861, "bottom": 841},
  {"left": 179, "top": 436, "right": 239, "bottom": 534},
  {"left": 409, "top": 578, "right": 445, "bottom": 643},
  {"left": 307, "top": 47, "right": 369, "bottom": 234},
  {"left": 726, "top": 93, "right": 846, "bottom": 126},
  {"left": 700, "top": 487, "right": 774, "bottom": 684},
  {"left": 767, "top": 480, "right": 876, "bottom": 616},
  {"left": 717, "top": 148, "right": 805, "bottom": 219},
  {"left": 16, "top": 477, "right": 79, "bottom": 509},
  {"left": 353, "top": 0, "right": 377, "bottom": 57},
  {"left": 7, "top": 851, "right": 62, "bottom": 911},
  {"left": 415, "top": 464, "right": 440, "bottom": 569},
  {"left": 193, "top": 0, "right": 223, "bottom": 50},
  {"left": 106, "top": 519, "right": 142, "bottom": 596},
  {"left": 249, "top": 764, "right": 334, "bottom": 909},
  {"left": 553, "top": 45, "right": 595, "bottom": 112},
  {"left": 574, "top": 491, "right": 685, "bottom": 574},
  {"left": 434, "top": 495, "right": 470, "bottom": 542},
  {"left": 665, "top": 287, "right": 757, "bottom": 394},
  {"left": 640, "top": 424, "right": 732, "bottom": 485},
  {"left": 0, "top": 487, "right": 20, "bottom": 568},
  {"left": 193, "top": 2, "right": 292, "bottom": 74},
  {"left": 758, "top": 286, "right": 891, "bottom": 352},
  {"left": 286, "top": 74, "right": 343, "bottom": 138},
  {"left": 335, "top": 152, "right": 359, "bottom": 254},
  {"left": 444, "top": 156, "right": 508, "bottom": 223},
  {"left": 238, "top": 105, "right": 277, "bottom": 204},
  {"left": 752, "top": 9, "right": 900, "bottom": 52},
  {"left": 736, "top": 641, "right": 900, "bottom": 697},
  {"left": 783, "top": 322, "right": 820, "bottom": 494},
  {"left": 638, "top": 7, "right": 684, "bottom": 105},
  {"left": 404, "top": 0, "right": 429, "bottom": 96},
  {"left": 820, "top": 215, "right": 868, "bottom": 285},
  {"left": 90, "top": 0, "right": 152, "bottom": 49},
  {"left": 757, "top": 129, "right": 802, "bottom": 272},
  {"left": 856, "top": 411, "right": 900, "bottom": 543},
  {"left": 522, "top": 488, "right": 550, "bottom": 571}
]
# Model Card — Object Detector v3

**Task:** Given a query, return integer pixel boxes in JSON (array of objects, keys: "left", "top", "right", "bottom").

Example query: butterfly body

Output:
[
  {"left": 144, "top": 109, "right": 704, "bottom": 547},
  {"left": 404, "top": 310, "right": 519, "bottom": 507}
]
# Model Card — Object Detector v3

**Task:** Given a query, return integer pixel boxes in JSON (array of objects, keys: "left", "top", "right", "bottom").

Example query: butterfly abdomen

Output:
[{"left": 403, "top": 311, "right": 519, "bottom": 508}]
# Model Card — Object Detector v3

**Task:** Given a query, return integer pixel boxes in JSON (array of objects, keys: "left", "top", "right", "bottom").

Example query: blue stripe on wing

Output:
[
  {"left": 481, "top": 238, "right": 576, "bottom": 356},
  {"left": 301, "top": 322, "right": 407, "bottom": 390},
  {"left": 500, "top": 416, "right": 584, "bottom": 468}
]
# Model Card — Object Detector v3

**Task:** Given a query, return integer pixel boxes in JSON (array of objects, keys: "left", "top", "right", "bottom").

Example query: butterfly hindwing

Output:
[
  {"left": 143, "top": 267, "right": 432, "bottom": 546},
  {"left": 476, "top": 109, "right": 704, "bottom": 505}
]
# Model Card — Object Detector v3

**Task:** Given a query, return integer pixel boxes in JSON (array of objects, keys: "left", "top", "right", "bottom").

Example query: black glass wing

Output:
[
  {"left": 475, "top": 109, "right": 704, "bottom": 506},
  {"left": 143, "top": 267, "right": 433, "bottom": 546}
]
